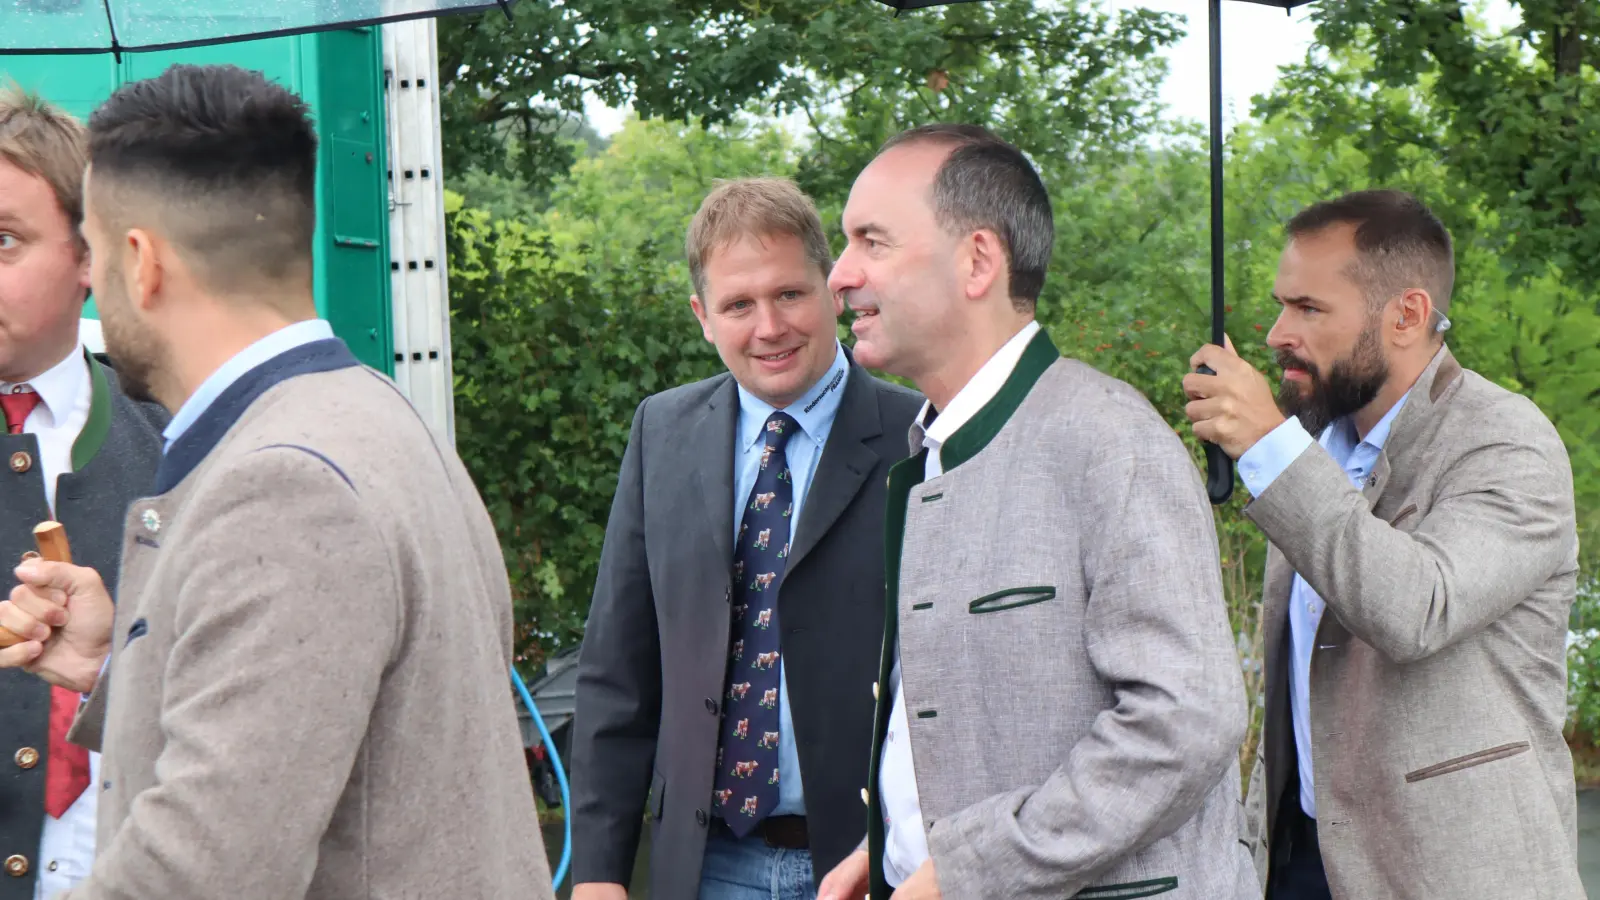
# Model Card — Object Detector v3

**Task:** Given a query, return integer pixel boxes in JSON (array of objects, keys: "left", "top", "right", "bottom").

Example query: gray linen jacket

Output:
[
  {"left": 63, "top": 339, "right": 553, "bottom": 900},
  {"left": 1246, "top": 346, "right": 1584, "bottom": 900},
  {"left": 864, "top": 329, "right": 1257, "bottom": 900}
]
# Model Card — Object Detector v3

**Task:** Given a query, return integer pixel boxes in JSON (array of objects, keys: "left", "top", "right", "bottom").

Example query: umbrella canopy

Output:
[
  {"left": 0, "top": 0, "right": 514, "bottom": 55},
  {"left": 872, "top": 0, "right": 1313, "bottom": 504}
]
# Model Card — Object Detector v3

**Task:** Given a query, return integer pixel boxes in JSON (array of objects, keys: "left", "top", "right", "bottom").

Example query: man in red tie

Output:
[{"left": 0, "top": 86, "right": 166, "bottom": 899}]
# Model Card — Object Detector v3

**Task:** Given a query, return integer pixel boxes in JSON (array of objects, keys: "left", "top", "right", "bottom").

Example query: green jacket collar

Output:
[
  {"left": 937, "top": 327, "right": 1061, "bottom": 471},
  {"left": 70, "top": 351, "right": 113, "bottom": 471}
]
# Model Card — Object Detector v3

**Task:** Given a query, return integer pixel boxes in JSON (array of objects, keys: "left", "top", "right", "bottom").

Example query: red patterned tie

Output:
[{"left": 2, "top": 388, "right": 92, "bottom": 817}]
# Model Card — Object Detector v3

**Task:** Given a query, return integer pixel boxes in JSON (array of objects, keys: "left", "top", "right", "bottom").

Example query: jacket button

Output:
[
  {"left": 861, "top": 788, "right": 869, "bottom": 805},
  {"left": 872, "top": 681, "right": 879, "bottom": 700},
  {"left": 4, "top": 855, "right": 26, "bottom": 877},
  {"left": 8, "top": 452, "right": 30, "bottom": 474},
  {"left": 705, "top": 697, "right": 718, "bottom": 715},
  {"left": 695, "top": 809, "right": 708, "bottom": 827},
  {"left": 13, "top": 747, "right": 38, "bottom": 769}
]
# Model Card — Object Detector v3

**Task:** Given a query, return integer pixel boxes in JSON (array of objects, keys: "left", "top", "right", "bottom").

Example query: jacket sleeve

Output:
[
  {"left": 1244, "top": 392, "right": 1577, "bottom": 664},
  {"left": 925, "top": 411, "right": 1247, "bottom": 898},
  {"left": 568, "top": 397, "right": 663, "bottom": 886}
]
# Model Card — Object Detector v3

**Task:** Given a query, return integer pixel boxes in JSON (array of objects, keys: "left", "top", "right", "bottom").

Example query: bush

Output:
[{"left": 446, "top": 196, "right": 724, "bottom": 671}]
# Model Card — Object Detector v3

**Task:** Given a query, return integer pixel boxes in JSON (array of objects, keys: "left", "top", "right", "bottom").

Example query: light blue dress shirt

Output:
[
  {"left": 162, "top": 318, "right": 336, "bottom": 451},
  {"left": 1237, "top": 389, "right": 1412, "bottom": 818},
  {"left": 731, "top": 341, "right": 849, "bottom": 817}
]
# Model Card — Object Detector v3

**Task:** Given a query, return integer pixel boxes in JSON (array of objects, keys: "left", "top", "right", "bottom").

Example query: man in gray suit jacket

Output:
[
  {"left": 1186, "top": 190, "right": 1583, "bottom": 899},
  {"left": 0, "top": 64, "right": 552, "bottom": 899},
  {"left": 817, "top": 124, "right": 1255, "bottom": 900},
  {"left": 570, "top": 177, "right": 921, "bottom": 900}
]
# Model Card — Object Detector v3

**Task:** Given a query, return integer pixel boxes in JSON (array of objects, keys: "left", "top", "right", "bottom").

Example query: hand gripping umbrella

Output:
[
  {"left": 873, "top": 0, "right": 1315, "bottom": 505},
  {"left": 0, "top": 0, "right": 516, "bottom": 56}
]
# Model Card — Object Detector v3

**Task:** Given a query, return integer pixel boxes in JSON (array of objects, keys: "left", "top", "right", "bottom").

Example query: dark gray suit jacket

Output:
[{"left": 570, "top": 358, "right": 921, "bottom": 897}]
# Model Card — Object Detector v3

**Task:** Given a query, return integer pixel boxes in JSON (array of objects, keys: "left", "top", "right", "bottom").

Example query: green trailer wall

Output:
[{"left": 1, "top": 29, "right": 394, "bottom": 375}]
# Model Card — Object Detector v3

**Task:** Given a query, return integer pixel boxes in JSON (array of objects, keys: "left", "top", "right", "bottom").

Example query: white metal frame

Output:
[{"left": 381, "top": 19, "right": 456, "bottom": 444}]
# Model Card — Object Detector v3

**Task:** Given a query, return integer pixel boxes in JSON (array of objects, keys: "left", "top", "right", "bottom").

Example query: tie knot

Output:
[
  {"left": 0, "top": 388, "right": 42, "bottom": 434},
  {"left": 762, "top": 411, "right": 799, "bottom": 451}
]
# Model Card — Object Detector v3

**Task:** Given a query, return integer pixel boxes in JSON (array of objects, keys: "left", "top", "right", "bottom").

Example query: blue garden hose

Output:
[{"left": 512, "top": 666, "right": 571, "bottom": 892}]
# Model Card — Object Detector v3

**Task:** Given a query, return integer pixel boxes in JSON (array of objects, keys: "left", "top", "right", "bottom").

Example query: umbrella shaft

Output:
[{"left": 1208, "top": 0, "right": 1225, "bottom": 346}]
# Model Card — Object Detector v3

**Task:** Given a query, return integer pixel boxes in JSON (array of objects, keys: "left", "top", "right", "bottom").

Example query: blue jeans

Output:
[{"left": 699, "top": 825, "right": 816, "bottom": 900}]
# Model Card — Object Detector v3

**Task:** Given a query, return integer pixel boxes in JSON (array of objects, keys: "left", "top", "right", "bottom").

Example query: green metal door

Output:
[{"left": 1, "top": 31, "right": 394, "bottom": 375}]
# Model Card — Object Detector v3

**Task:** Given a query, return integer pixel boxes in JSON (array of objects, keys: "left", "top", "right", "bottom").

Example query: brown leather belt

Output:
[{"left": 712, "top": 814, "right": 809, "bottom": 849}]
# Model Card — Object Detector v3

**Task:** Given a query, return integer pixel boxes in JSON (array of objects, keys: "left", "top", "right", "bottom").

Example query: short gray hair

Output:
[{"left": 878, "top": 124, "right": 1054, "bottom": 311}]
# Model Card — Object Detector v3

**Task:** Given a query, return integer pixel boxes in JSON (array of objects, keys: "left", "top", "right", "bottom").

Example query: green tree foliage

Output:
[{"left": 438, "top": 0, "right": 1184, "bottom": 189}]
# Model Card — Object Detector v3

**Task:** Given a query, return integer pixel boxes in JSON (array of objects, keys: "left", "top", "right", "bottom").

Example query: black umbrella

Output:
[
  {"left": 0, "top": 0, "right": 516, "bottom": 57},
  {"left": 874, "top": 0, "right": 1315, "bottom": 505}
]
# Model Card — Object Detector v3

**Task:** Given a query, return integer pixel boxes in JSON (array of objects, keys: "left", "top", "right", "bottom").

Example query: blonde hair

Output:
[
  {"left": 686, "top": 177, "right": 832, "bottom": 298},
  {"left": 0, "top": 83, "right": 87, "bottom": 248}
]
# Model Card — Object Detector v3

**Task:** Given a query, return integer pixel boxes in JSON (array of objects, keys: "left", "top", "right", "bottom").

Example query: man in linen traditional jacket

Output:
[
  {"left": 815, "top": 123, "right": 1255, "bottom": 900},
  {"left": 1185, "top": 189, "right": 1583, "bottom": 900},
  {"left": 0, "top": 64, "right": 553, "bottom": 900}
]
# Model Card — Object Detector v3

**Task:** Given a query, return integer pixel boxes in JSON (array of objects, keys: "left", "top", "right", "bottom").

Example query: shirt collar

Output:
[
  {"left": 0, "top": 346, "right": 89, "bottom": 429},
  {"left": 916, "top": 320, "right": 1041, "bottom": 448},
  {"left": 163, "top": 318, "right": 336, "bottom": 449},
  {"left": 1323, "top": 386, "right": 1413, "bottom": 459},
  {"left": 736, "top": 340, "right": 849, "bottom": 450}
]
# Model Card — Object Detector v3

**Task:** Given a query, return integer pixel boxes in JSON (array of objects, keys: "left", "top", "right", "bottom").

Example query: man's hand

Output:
[
  {"left": 889, "top": 859, "right": 940, "bottom": 900},
  {"left": 0, "top": 560, "right": 114, "bottom": 693},
  {"left": 570, "top": 883, "right": 628, "bottom": 900},
  {"left": 1183, "top": 335, "right": 1286, "bottom": 459},
  {"left": 819, "top": 848, "right": 871, "bottom": 900}
]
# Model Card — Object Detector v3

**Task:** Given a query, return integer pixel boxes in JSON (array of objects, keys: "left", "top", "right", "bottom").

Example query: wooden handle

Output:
[
  {"left": 0, "top": 522, "right": 73, "bottom": 649},
  {"left": 34, "top": 521, "right": 72, "bottom": 564}
]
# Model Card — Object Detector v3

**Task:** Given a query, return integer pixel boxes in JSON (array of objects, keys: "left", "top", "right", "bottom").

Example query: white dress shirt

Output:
[
  {"left": 1, "top": 347, "right": 100, "bottom": 899},
  {"left": 879, "top": 320, "right": 1039, "bottom": 886}
]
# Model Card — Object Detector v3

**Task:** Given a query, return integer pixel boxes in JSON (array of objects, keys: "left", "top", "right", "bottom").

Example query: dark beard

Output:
[{"left": 1275, "top": 321, "right": 1388, "bottom": 436}]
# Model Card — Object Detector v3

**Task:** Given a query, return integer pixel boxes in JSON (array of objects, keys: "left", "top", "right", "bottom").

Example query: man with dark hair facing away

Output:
[{"left": 0, "top": 64, "right": 554, "bottom": 900}]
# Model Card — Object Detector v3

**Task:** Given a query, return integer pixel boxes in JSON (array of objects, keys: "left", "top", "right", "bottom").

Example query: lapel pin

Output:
[{"left": 141, "top": 509, "right": 162, "bottom": 534}]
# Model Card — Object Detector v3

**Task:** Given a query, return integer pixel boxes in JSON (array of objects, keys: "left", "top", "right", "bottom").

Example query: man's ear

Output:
[
  {"left": 1391, "top": 287, "right": 1433, "bottom": 348},
  {"left": 689, "top": 294, "right": 714, "bottom": 343},
  {"left": 125, "top": 227, "right": 165, "bottom": 314},
  {"left": 964, "top": 229, "right": 1005, "bottom": 301}
]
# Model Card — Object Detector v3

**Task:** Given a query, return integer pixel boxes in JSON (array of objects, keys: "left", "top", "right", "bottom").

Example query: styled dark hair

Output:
[
  {"left": 879, "top": 123, "right": 1054, "bottom": 310},
  {"left": 1287, "top": 189, "right": 1455, "bottom": 328},
  {"left": 87, "top": 63, "right": 319, "bottom": 297}
]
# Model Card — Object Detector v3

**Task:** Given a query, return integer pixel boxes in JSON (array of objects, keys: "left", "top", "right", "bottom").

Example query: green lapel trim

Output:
[
  {"left": 71, "top": 352, "right": 113, "bottom": 471},
  {"left": 1076, "top": 877, "right": 1178, "bottom": 898},
  {"left": 939, "top": 327, "right": 1061, "bottom": 471},
  {"left": 867, "top": 448, "right": 928, "bottom": 900}
]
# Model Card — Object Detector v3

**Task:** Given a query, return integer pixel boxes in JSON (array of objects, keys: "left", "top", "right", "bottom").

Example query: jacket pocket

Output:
[
  {"left": 968, "top": 585, "right": 1056, "bottom": 614},
  {"left": 648, "top": 771, "right": 666, "bottom": 820},
  {"left": 1388, "top": 503, "right": 1420, "bottom": 528},
  {"left": 1076, "top": 877, "right": 1177, "bottom": 898},
  {"left": 1405, "top": 741, "right": 1530, "bottom": 783}
]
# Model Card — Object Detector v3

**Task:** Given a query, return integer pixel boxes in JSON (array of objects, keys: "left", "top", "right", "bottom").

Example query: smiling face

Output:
[
  {"left": 1268, "top": 223, "right": 1391, "bottom": 434},
  {"left": 690, "top": 231, "right": 842, "bottom": 409},
  {"left": 828, "top": 141, "right": 964, "bottom": 382},
  {"left": 0, "top": 157, "right": 89, "bottom": 383}
]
